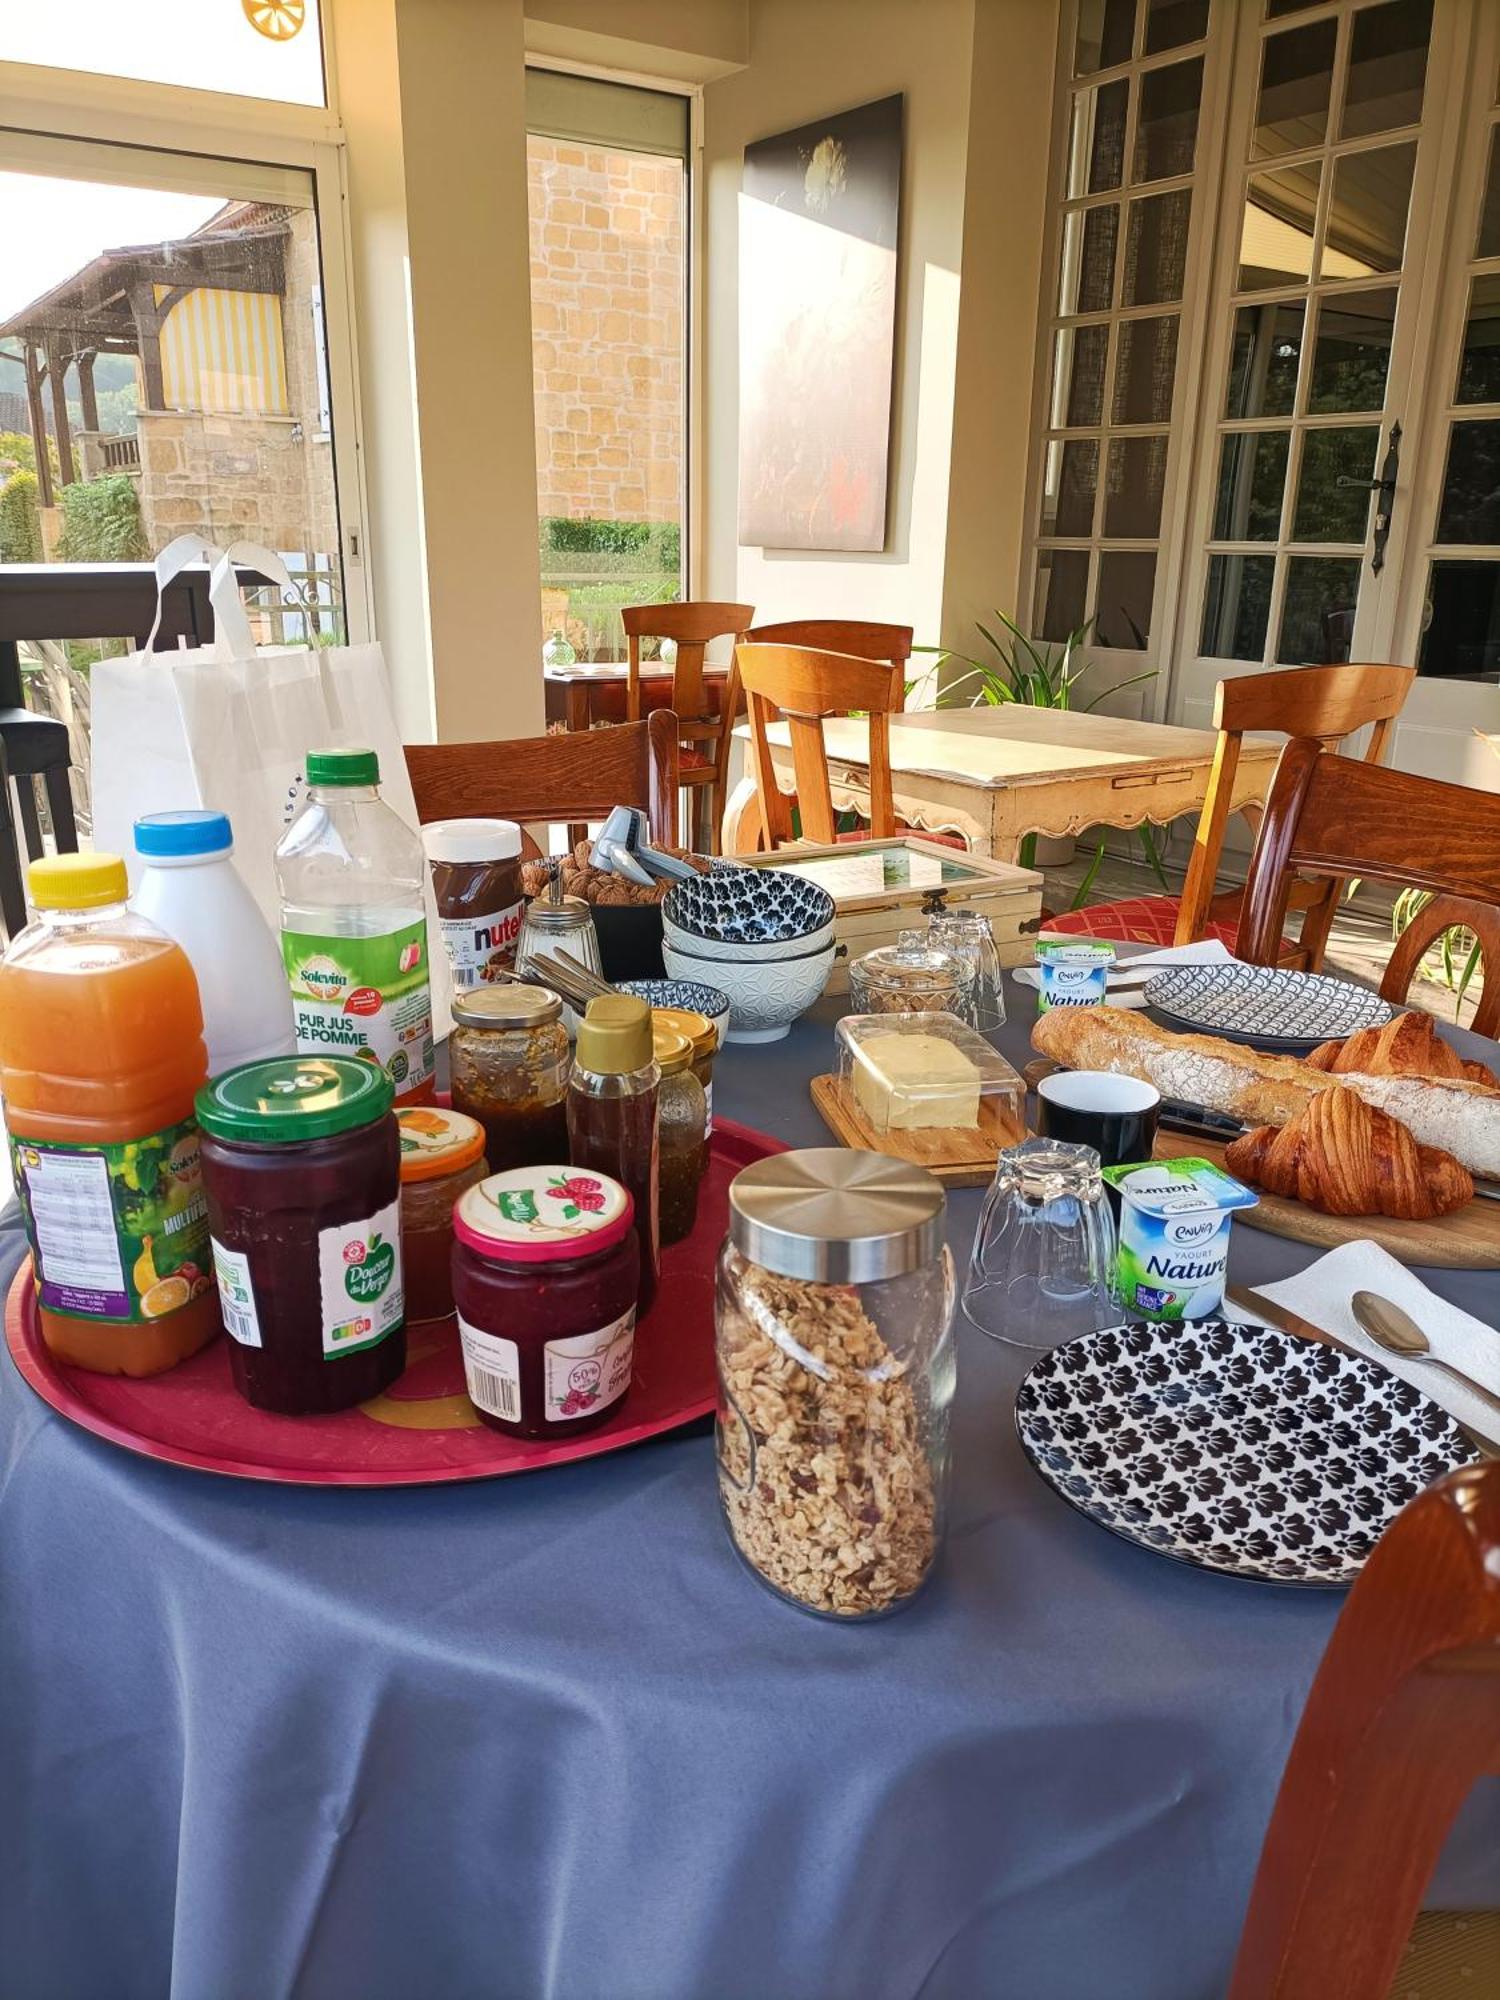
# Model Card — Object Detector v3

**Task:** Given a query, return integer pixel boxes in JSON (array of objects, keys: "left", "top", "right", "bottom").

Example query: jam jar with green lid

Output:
[
  {"left": 197, "top": 1056, "right": 405, "bottom": 1414},
  {"left": 449, "top": 982, "right": 570, "bottom": 1172},
  {"left": 452, "top": 1165, "right": 640, "bottom": 1439},
  {"left": 397, "top": 1105, "right": 489, "bottom": 1322}
]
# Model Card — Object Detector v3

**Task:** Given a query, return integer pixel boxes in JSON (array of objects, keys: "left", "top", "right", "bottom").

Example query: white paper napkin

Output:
[
  {"left": 1225, "top": 1239, "right": 1500, "bottom": 1448},
  {"left": 1011, "top": 936, "right": 1234, "bottom": 1008}
]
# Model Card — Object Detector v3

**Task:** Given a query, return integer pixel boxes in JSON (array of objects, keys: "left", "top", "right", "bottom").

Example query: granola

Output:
[{"left": 716, "top": 1260, "right": 937, "bottom": 1617}]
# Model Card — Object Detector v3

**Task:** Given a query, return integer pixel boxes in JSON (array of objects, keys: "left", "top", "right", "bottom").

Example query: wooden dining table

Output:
[
  {"left": 543, "top": 659, "right": 731, "bottom": 733},
  {"left": 723, "top": 705, "right": 1283, "bottom": 860}
]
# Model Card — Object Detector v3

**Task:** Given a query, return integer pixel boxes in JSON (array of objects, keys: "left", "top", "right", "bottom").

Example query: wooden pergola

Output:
[{"left": 0, "top": 224, "right": 287, "bottom": 504}]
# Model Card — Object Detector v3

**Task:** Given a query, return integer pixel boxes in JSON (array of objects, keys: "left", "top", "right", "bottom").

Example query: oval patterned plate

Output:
[
  {"left": 1014, "top": 1318, "right": 1478, "bottom": 1586},
  {"left": 1143, "top": 962, "right": 1394, "bottom": 1050}
]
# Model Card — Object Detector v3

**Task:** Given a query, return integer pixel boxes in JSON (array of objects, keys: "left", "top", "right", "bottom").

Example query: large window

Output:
[
  {"left": 526, "top": 69, "right": 689, "bottom": 663},
  {"left": 1030, "top": 0, "right": 1212, "bottom": 657}
]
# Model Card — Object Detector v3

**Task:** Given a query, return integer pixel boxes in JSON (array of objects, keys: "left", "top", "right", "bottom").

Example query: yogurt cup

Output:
[
  {"left": 1101, "top": 1156, "right": 1258, "bottom": 1321},
  {"left": 1034, "top": 937, "right": 1115, "bottom": 1011}
]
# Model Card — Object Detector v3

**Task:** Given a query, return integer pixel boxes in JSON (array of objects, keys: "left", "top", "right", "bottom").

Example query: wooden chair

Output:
[
  {"left": 622, "top": 600, "right": 753, "bottom": 855},
  {"left": 735, "top": 640, "right": 906, "bottom": 847},
  {"left": 1043, "top": 662, "right": 1415, "bottom": 958},
  {"left": 743, "top": 619, "right": 913, "bottom": 686},
  {"left": 405, "top": 710, "right": 679, "bottom": 855},
  {"left": 1238, "top": 737, "right": 1500, "bottom": 1036},
  {"left": 1230, "top": 1460, "right": 1500, "bottom": 1999}
]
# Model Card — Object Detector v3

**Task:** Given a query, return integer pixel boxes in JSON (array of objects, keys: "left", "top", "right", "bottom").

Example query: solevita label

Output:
[{"left": 282, "top": 919, "right": 434, "bottom": 1096}]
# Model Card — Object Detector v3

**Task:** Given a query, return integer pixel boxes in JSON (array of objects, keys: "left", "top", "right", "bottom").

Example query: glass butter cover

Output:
[{"left": 834, "top": 1011, "right": 1023, "bottom": 1136}]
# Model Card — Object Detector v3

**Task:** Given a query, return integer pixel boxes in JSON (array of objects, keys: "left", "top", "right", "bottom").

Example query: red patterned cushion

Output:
[
  {"left": 680, "top": 748, "right": 713, "bottom": 772},
  {"left": 1044, "top": 895, "right": 1246, "bottom": 950}
]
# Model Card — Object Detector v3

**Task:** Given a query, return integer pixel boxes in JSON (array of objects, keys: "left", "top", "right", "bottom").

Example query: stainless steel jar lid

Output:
[
  {"left": 728, "top": 1148, "right": 945, "bottom": 1282},
  {"left": 451, "top": 982, "right": 562, "bottom": 1029}
]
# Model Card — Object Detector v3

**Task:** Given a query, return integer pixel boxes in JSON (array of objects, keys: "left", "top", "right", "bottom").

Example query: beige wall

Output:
[
  {"left": 525, "top": 0, "right": 748, "bottom": 82},
  {"left": 332, "top": 0, "right": 544, "bottom": 745},
  {"left": 701, "top": 0, "right": 1056, "bottom": 670}
]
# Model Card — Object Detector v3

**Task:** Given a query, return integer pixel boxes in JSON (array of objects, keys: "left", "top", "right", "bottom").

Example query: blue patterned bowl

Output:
[
  {"left": 614, "top": 977, "right": 732, "bottom": 1049},
  {"left": 663, "top": 867, "right": 835, "bottom": 950}
]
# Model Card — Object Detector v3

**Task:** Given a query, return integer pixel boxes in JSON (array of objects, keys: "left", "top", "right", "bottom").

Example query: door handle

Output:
[{"left": 1336, "top": 418, "right": 1401, "bottom": 575}]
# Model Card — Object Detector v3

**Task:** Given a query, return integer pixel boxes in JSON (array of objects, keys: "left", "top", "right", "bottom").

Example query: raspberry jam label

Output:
[{"left": 544, "top": 1308, "right": 635, "bottom": 1422}]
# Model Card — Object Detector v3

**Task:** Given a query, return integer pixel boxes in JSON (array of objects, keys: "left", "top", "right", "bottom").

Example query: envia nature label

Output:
[{"left": 282, "top": 917, "right": 434, "bottom": 1095}]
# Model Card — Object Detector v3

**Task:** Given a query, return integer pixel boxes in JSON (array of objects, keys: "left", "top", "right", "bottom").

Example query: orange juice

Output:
[{"left": 0, "top": 854, "right": 220, "bottom": 1375}]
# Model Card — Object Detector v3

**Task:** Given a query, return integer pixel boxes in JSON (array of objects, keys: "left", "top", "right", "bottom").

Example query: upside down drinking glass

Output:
[{"left": 961, "top": 1137, "right": 1117, "bottom": 1349}]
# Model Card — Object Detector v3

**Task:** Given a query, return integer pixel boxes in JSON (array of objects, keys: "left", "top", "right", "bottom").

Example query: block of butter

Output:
[{"left": 851, "top": 1031, "right": 982, "bottom": 1131}]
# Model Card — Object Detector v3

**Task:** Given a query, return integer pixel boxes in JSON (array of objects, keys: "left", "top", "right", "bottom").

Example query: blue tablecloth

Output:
[{"left": 3, "top": 987, "right": 1498, "bottom": 2000}]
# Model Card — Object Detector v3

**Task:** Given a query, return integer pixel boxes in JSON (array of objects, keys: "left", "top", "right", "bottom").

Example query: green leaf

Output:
[
  {"left": 1079, "top": 668, "right": 1158, "bottom": 713},
  {"left": 1068, "top": 838, "right": 1108, "bottom": 910},
  {"left": 1135, "top": 822, "right": 1172, "bottom": 893}
]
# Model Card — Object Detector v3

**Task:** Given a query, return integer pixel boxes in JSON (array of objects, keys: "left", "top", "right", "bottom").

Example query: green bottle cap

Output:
[
  {"left": 306, "top": 747, "right": 380, "bottom": 788},
  {"left": 196, "top": 1056, "right": 394, "bottom": 1144}
]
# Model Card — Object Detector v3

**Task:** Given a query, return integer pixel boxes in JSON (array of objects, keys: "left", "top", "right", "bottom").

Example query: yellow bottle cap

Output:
[
  {"left": 28, "top": 853, "right": 129, "bottom": 911},
  {"left": 652, "top": 1006, "right": 716, "bottom": 1060},
  {"left": 575, "top": 994, "right": 653, "bottom": 1074}
]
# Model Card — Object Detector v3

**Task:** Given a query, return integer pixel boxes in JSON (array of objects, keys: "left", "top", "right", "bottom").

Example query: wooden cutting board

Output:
[
  {"left": 809, "top": 1073, "right": 1025, "bottom": 1186},
  {"left": 1151, "top": 1129, "right": 1500, "bottom": 1269}
]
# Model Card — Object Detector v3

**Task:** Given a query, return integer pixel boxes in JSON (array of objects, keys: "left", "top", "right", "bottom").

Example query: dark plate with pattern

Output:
[
  {"left": 1014, "top": 1318, "right": 1477, "bottom": 1587},
  {"left": 1143, "top": 962, "right": 1394, "bottom": 1050}
]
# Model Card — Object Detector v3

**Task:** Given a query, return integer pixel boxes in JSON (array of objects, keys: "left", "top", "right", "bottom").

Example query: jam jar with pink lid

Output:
[{"left": 451, "top": 1165, "right": 640, "bottom": 1439}]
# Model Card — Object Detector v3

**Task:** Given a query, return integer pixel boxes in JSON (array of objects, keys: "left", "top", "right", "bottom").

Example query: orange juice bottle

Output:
[{"left": 0, "top": 854, "right": 221, "bottom": 1375}]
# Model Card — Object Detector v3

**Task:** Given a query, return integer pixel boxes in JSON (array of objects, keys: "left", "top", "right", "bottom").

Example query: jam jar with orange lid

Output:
[
  {"left": 451, "top": 1165, "right": 640, "bottom": 1439},
  {"left": 449, "top": 982, "right": 571, "bottom": 1172},
  {"left": 196, "top": 1056, "right": 405, "bottom": 1414},
  {"left": 397, "top": 1105, "right": 489, "bottom": 1320}
]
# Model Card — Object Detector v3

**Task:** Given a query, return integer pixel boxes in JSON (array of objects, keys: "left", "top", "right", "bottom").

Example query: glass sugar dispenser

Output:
[
  {"left": 848, "top": 935, "right": 974, "bottom": 1019},
  {"left": 715, "top": 1149, "right": 955, "bottom": 1621}
]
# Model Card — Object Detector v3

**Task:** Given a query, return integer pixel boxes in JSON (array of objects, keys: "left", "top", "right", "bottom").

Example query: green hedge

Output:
[
  {"left": 55, "top": 474, "right": 149, "bottom": 563},
  {"left": 542, "top": 515, "right": 681, "bottom": 569},
  {"left": 0, "top": 470, "right": 42, "bottom": 563}
]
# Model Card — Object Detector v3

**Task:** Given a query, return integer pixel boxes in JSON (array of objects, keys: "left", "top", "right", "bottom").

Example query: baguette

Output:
[
  {"left": 1031, "top": 1006, "right": 1500, "bottom": 1180},
  {"left": 1031, "top": 1007, "right": 1334, "bottom": 1127}
]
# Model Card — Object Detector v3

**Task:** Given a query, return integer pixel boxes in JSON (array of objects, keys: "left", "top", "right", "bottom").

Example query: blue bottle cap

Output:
[{"left": 134, "top": 810, "right": 234, "bottom": 859}]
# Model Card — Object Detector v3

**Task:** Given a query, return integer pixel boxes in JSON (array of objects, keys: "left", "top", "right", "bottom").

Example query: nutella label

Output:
[{"left": 439, "top": 900, "right": 523, "bottom": 989}]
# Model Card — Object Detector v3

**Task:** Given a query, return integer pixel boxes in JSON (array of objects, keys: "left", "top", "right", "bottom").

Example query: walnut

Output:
[{"left": 716, "top": 1261, "right": 937, "bottom": 1617}]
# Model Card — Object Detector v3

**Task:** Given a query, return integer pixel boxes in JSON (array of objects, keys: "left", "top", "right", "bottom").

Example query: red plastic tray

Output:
[{"left": 4, "top": 1118, "right": 785, "bottom": 1487}]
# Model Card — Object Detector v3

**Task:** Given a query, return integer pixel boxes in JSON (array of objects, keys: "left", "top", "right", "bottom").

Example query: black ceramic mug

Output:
[{"left": 1035, "top": 1070, "right": 1160, "bottom": 1171}]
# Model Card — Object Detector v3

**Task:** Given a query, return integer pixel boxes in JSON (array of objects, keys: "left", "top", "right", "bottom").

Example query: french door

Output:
[{"left": 1171, "top": 0, "right": 1500, "bottom": 792}]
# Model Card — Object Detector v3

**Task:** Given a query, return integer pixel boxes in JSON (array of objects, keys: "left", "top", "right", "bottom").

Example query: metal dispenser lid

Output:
[{"left": 727, "top": 1148, "right": 945, "bottom": 1283}]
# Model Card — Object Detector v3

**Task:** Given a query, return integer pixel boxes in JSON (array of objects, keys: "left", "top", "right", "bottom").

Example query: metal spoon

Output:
[{"left": 1351, "top": 1291, "right": 1500, "bottom": 1425}]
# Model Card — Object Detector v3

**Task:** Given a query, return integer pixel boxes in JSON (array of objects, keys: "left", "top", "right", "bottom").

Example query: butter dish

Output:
[{"left": 835, "top": 1012, "right": 1024, "bottom": 1136}]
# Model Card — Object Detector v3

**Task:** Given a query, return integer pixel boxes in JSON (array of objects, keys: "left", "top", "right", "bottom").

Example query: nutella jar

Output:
[{"left": 423, "top": 819, "right": 524, "bottom": 990}]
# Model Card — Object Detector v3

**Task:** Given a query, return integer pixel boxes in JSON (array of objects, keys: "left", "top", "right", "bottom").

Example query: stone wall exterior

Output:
[{"left": 527, "top": 137, "right": 684, "bottom": 526}]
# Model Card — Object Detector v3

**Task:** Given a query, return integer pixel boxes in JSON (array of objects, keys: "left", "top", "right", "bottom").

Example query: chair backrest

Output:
[
  {"left": 1230, "top": 1460, "right": 1500, "bottom": 2000},
  {"left": 1175, "top": 661, "right": 1416, "bottom": 953},
  {"left": 1237, "top": 737, "right": 1500, "bottom": 1034},
  {"left": 744, "top": 619, "right": 914, "bottom": 675},
  {"left": 735, "top": 641, "right": 905, "bottom": 846},
  {"left": 622, "top": 600, "right": 754, "bottom": 727},
  {"left": 404, "top": 710, "right": 679, "bottom": 850}
]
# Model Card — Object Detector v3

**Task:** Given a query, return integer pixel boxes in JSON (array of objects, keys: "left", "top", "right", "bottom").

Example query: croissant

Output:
[
  {"left": 1224, "top": 1086, "right": 1474, "bottom": 1219},
  {"left": 1306, "top": 1011, "right": 1498, "bottom": 1089}
]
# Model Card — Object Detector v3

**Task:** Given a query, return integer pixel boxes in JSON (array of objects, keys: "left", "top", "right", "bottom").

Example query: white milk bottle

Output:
[
  {"left": 275, "top": 747, "right": 435, "bottom": 1105},
  {"left": 132, "top": 810, "right": 297, "bottom": 1078}
]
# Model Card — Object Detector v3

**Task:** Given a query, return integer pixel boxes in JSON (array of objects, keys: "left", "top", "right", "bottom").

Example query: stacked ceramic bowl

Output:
[{"left": 661, "top": 868, "right": 837, "bottom": 1043}]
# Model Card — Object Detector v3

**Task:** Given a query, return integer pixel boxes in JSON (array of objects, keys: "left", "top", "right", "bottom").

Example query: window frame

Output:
[
  {"left": 523, "top": 54, "right": 703, "bottom": 605},
  {"left": 1019, "top": 0, "right": 1233, "bottom": 713},
  {"left": 0, "top": 30, "right": 372, "bottom": 644}
]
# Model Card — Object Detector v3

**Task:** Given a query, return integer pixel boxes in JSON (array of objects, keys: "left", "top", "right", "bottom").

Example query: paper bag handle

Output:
[{"left": 143, "top": 534, "right": 295, "bottom": 661}]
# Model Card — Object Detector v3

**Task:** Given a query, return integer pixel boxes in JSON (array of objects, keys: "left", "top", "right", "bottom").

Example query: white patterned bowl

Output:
[
  {"left": 663, "top": 939, "right": 835, "bottom": 1043},
  {"left": 661, "top": 910, "right": 837, "bottom": 963}
]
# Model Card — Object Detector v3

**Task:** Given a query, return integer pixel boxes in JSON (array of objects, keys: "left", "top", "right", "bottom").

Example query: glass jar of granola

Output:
[{"left": 715, "top": 1149, "right": 954, "bottom": 1620}]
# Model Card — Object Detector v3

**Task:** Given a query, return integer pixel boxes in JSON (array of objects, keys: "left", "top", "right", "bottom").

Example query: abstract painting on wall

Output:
[{"left": 737, "top": 93, "right": 902, "bottom": 552}]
